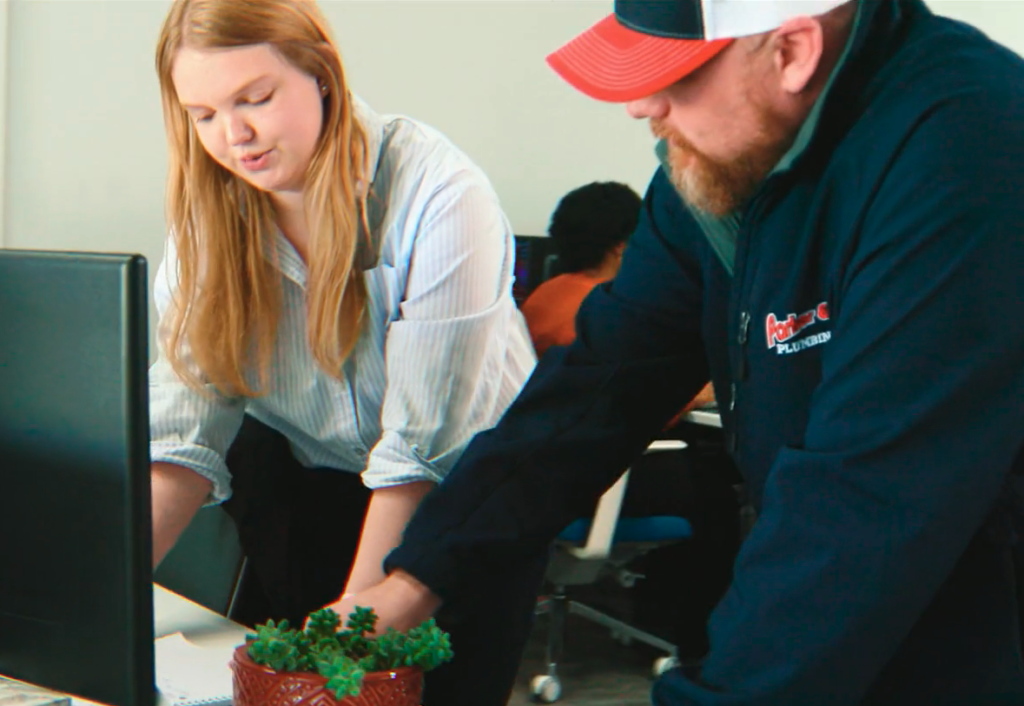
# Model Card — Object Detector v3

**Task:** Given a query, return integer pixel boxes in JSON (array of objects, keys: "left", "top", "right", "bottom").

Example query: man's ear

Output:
[{"left": 769, "top": 16, "right": 825, "bottom": 95}]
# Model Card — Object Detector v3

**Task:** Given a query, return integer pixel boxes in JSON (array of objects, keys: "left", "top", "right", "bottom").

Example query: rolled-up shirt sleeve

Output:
[
  {"left": 361, "top": 170, "right": 530, "bottom": 489},
  {"left": 383, "top": 168, "right": 710, "bottom": 602},
  {"left": 148, "top": 239, "right": 246, "bottom": 502}
]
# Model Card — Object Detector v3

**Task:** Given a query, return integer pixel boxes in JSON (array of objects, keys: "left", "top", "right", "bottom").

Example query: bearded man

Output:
[{"left": 334, "top": 2, "right": 1024, "bottom": 704}]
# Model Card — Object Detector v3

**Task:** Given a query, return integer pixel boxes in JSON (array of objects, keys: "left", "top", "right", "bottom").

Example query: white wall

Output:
[
  {"left": 2, "top": 0, "right": 1023, "bottom": 288},
  {"left": 0, "top": 0, "right": 8, "bottom": 248},
  {"left": 324, "top": 1, "right": 655, "bottom": 236},
  {"left": 1, "top": 0, "right": 652, "bottom": 275},
  {"left": 5, "top": 0, "right": 171, "bottom": 269},
  {"left": 932, "top": 1, "right": 1024, "bottom": 52}
]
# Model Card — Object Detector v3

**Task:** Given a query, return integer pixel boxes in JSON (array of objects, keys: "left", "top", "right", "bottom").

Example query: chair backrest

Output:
[
  {"left": 548, "top": 440, "right": 691, "bottom": 588},
  {"left": 153, "top": 505, "right": 246, "bottom": 616},
  {"left": 512, "top": 234, "right": 560, "bottom": 305},
  {"left": 566, "top": 440, "right": 688, "bottom": 560}
]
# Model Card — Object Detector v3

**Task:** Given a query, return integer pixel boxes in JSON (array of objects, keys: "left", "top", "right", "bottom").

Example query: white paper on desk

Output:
[
  {"left": 0, "top": 677, "right": 70, "bottom": 706},
  {"left": 154, "top": 633, "right": 234, "bottom": 706}
]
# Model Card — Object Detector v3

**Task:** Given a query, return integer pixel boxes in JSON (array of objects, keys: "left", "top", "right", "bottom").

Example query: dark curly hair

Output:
[{"left": 547, "top": 181, "right": 642, "bottom": 273}]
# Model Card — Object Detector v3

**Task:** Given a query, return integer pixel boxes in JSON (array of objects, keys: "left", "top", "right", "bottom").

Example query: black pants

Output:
[
  {"left": 221, "top": 416, "right": 547, "bottom": 706},
  {"left": 624, "top": 427, "right": 742, "bottom": 660}
]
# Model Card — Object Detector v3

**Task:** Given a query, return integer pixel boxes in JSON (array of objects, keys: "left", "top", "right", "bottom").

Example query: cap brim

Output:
[{"left": 546, "top": 14, "right": 732, "bottom": 103}]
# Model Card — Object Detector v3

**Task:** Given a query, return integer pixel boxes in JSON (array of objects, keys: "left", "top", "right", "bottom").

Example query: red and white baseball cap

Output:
[{"left": 547, "top": 0, "right": 850, "bottom": 103}]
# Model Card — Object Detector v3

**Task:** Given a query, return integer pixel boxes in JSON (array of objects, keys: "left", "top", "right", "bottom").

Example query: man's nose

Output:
[{"left": 626, "top": 93, "right": 669, "bottom": 120}]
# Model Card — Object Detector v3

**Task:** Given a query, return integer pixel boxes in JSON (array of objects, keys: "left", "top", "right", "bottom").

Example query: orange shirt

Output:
[
  {"left": 521, "top": 272, "right": 715, "bottom": 426},
  {"left": 520, "top": 272, "right": 606, "bottom": 357}
]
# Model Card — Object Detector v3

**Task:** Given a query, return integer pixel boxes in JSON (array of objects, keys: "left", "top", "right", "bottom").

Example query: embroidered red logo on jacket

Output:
[{"left": 765, "top": 302, "right": 830, "bottom": 350}]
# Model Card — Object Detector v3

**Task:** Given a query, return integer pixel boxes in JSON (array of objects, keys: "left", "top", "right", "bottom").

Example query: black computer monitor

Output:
[
  {"left": 512, "top": 234, "right": 560, "bottom": 306},
  {"left": 0, "top": 250, "right": 154, "bottom": 706}
]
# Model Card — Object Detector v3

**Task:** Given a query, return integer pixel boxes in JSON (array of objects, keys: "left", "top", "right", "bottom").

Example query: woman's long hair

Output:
[{"left": 155, "top": 0, "right": 368, "bottom": 396}]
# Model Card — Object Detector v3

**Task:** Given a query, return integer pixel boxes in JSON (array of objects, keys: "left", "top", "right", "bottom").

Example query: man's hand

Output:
[{"left": 321, "top": 570, "right": 442, "bottom": 634}]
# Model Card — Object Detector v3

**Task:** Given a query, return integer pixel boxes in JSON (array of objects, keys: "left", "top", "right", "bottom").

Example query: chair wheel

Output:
[
  {"left": 530, "top": 674, "right": 562, "bottom": 703},
  {"left": 653, "top": 656, "right": 679, "bottom": 677}
]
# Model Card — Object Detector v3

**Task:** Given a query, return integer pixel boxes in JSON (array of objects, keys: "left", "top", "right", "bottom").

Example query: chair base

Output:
[
  {"left": 531, "top": 586, "right": 682, "bottom": 703},
  {"left": 535, "top": 595, "right": 679, "bottom": 655}
]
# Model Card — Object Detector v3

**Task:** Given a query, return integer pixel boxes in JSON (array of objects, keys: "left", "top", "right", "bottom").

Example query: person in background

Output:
[
  {"left": 522, "top": 180, "right": 738, "bottom": 660},
  {"left": 147, "top": 1, "right": 540, "bottom": 704},
  {"left": 523, "top": 180, "right": 715, "bottom": 411},
  {"left": 336, "top": 1, "right": 1024, "bottom": 704},
  {"left": 521, "top": 181, "right": 639, "bottom": 356}
]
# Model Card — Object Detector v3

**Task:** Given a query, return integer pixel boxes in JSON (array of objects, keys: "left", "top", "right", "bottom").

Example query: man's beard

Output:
[{"left": 652, "top": 102, "right": 795, "bottom": 217}]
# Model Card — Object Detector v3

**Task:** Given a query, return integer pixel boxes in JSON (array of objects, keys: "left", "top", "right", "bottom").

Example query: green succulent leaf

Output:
[
  {"left": 246, "top": 619, "right": 310, "bottom": 672},
  {"left": 319, "top": 653, "right": 365, "bottom": 700},
  {"left": 243, "top": 605, "right": 452, "bottom": 697},
  {"left": 305, "top": 608, "right": 342, "bottom": 642},
  {"left": 404, "top": 619, "right": 454, "bottom": 672},
  {"left": 346, "top": 606, "right": 379, "bottom": 637},
  {"left": 367, "top": 628, "right": 410, "bottom": 671}
]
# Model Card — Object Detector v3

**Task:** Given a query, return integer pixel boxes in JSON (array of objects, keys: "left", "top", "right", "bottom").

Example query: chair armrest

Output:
[
  {"left": 571, "top": 470, "right": 631, "bottom": 560},
  {"left": 645, "top": 439, "right": 688, "bottom": 453},
  {"left": 569, "top": 439, "right": 688, "bottom": 560}
]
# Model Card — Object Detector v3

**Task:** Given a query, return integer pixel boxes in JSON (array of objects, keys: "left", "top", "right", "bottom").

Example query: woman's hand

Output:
[{"left": 319, "top": 570, "right": 442, "bottom": 634}]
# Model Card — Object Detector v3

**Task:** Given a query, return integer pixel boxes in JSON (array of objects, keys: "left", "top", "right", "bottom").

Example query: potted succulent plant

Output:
[{"left": 231, "top": 606, "right": 454, "bottom": 706}]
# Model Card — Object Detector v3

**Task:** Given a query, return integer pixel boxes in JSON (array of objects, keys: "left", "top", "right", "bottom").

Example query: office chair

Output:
[
  {"left": 530, "top": 440, "right": 692, "bottom": 703},
  {"left": 153, "top": 505, "right": 248, "bottom": 617}
]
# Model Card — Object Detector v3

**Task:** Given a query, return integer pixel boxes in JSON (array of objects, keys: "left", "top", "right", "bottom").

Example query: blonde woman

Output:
[{"left": 148, "top": 1, "right": 540, "bottom": 703}]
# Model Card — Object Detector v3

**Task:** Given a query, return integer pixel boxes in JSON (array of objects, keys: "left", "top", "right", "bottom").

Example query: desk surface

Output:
[
  {"left": 56, "top": 585, "right": 248, "bottom": 706},
  {"left": 153, "top": 584, "right": 247, "bottom": 645}
]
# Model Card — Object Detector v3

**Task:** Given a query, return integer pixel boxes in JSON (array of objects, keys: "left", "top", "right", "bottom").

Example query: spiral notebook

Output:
[{"left": 154, "top": 633, "right": 234, "bottom": 706}]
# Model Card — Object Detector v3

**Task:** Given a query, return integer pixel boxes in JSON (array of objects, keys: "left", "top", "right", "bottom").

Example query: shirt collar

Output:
[
  {"left": 272, "top": 94, "right": 388, "bottom": 287},
  {"left": 352, "top": 94, "right": 385, "bottom": 199}
]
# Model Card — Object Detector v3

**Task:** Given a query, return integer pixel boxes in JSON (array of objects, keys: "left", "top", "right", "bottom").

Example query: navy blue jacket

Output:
[{"left": 387, "top": 1, "right": 1024, "bottom": 703}]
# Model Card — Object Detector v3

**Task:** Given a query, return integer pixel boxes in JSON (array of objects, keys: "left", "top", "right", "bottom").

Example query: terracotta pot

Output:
[{"left": 231, "top": 644, "right": 424, "bottom": 706}]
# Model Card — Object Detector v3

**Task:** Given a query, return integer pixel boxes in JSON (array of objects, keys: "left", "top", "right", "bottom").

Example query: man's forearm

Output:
[
  {"left": 342, "top": 480, "right": 435, "bottom": 596},
  {"left": 151, "top": 462, "right": 212, "bottom": 567}
]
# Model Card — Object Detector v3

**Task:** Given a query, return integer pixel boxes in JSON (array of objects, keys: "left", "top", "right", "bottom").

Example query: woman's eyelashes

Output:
[
  {"left": 191, "top": 92, "right": 274, "bottom": 124},
  {"left": 247, "top": 91, "right": 274, "bottom": 106}
]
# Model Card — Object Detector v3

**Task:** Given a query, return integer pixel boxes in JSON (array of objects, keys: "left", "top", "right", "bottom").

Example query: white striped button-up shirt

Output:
[{"left": 149, "top": 97, "right": 536, "bottom": 501}]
